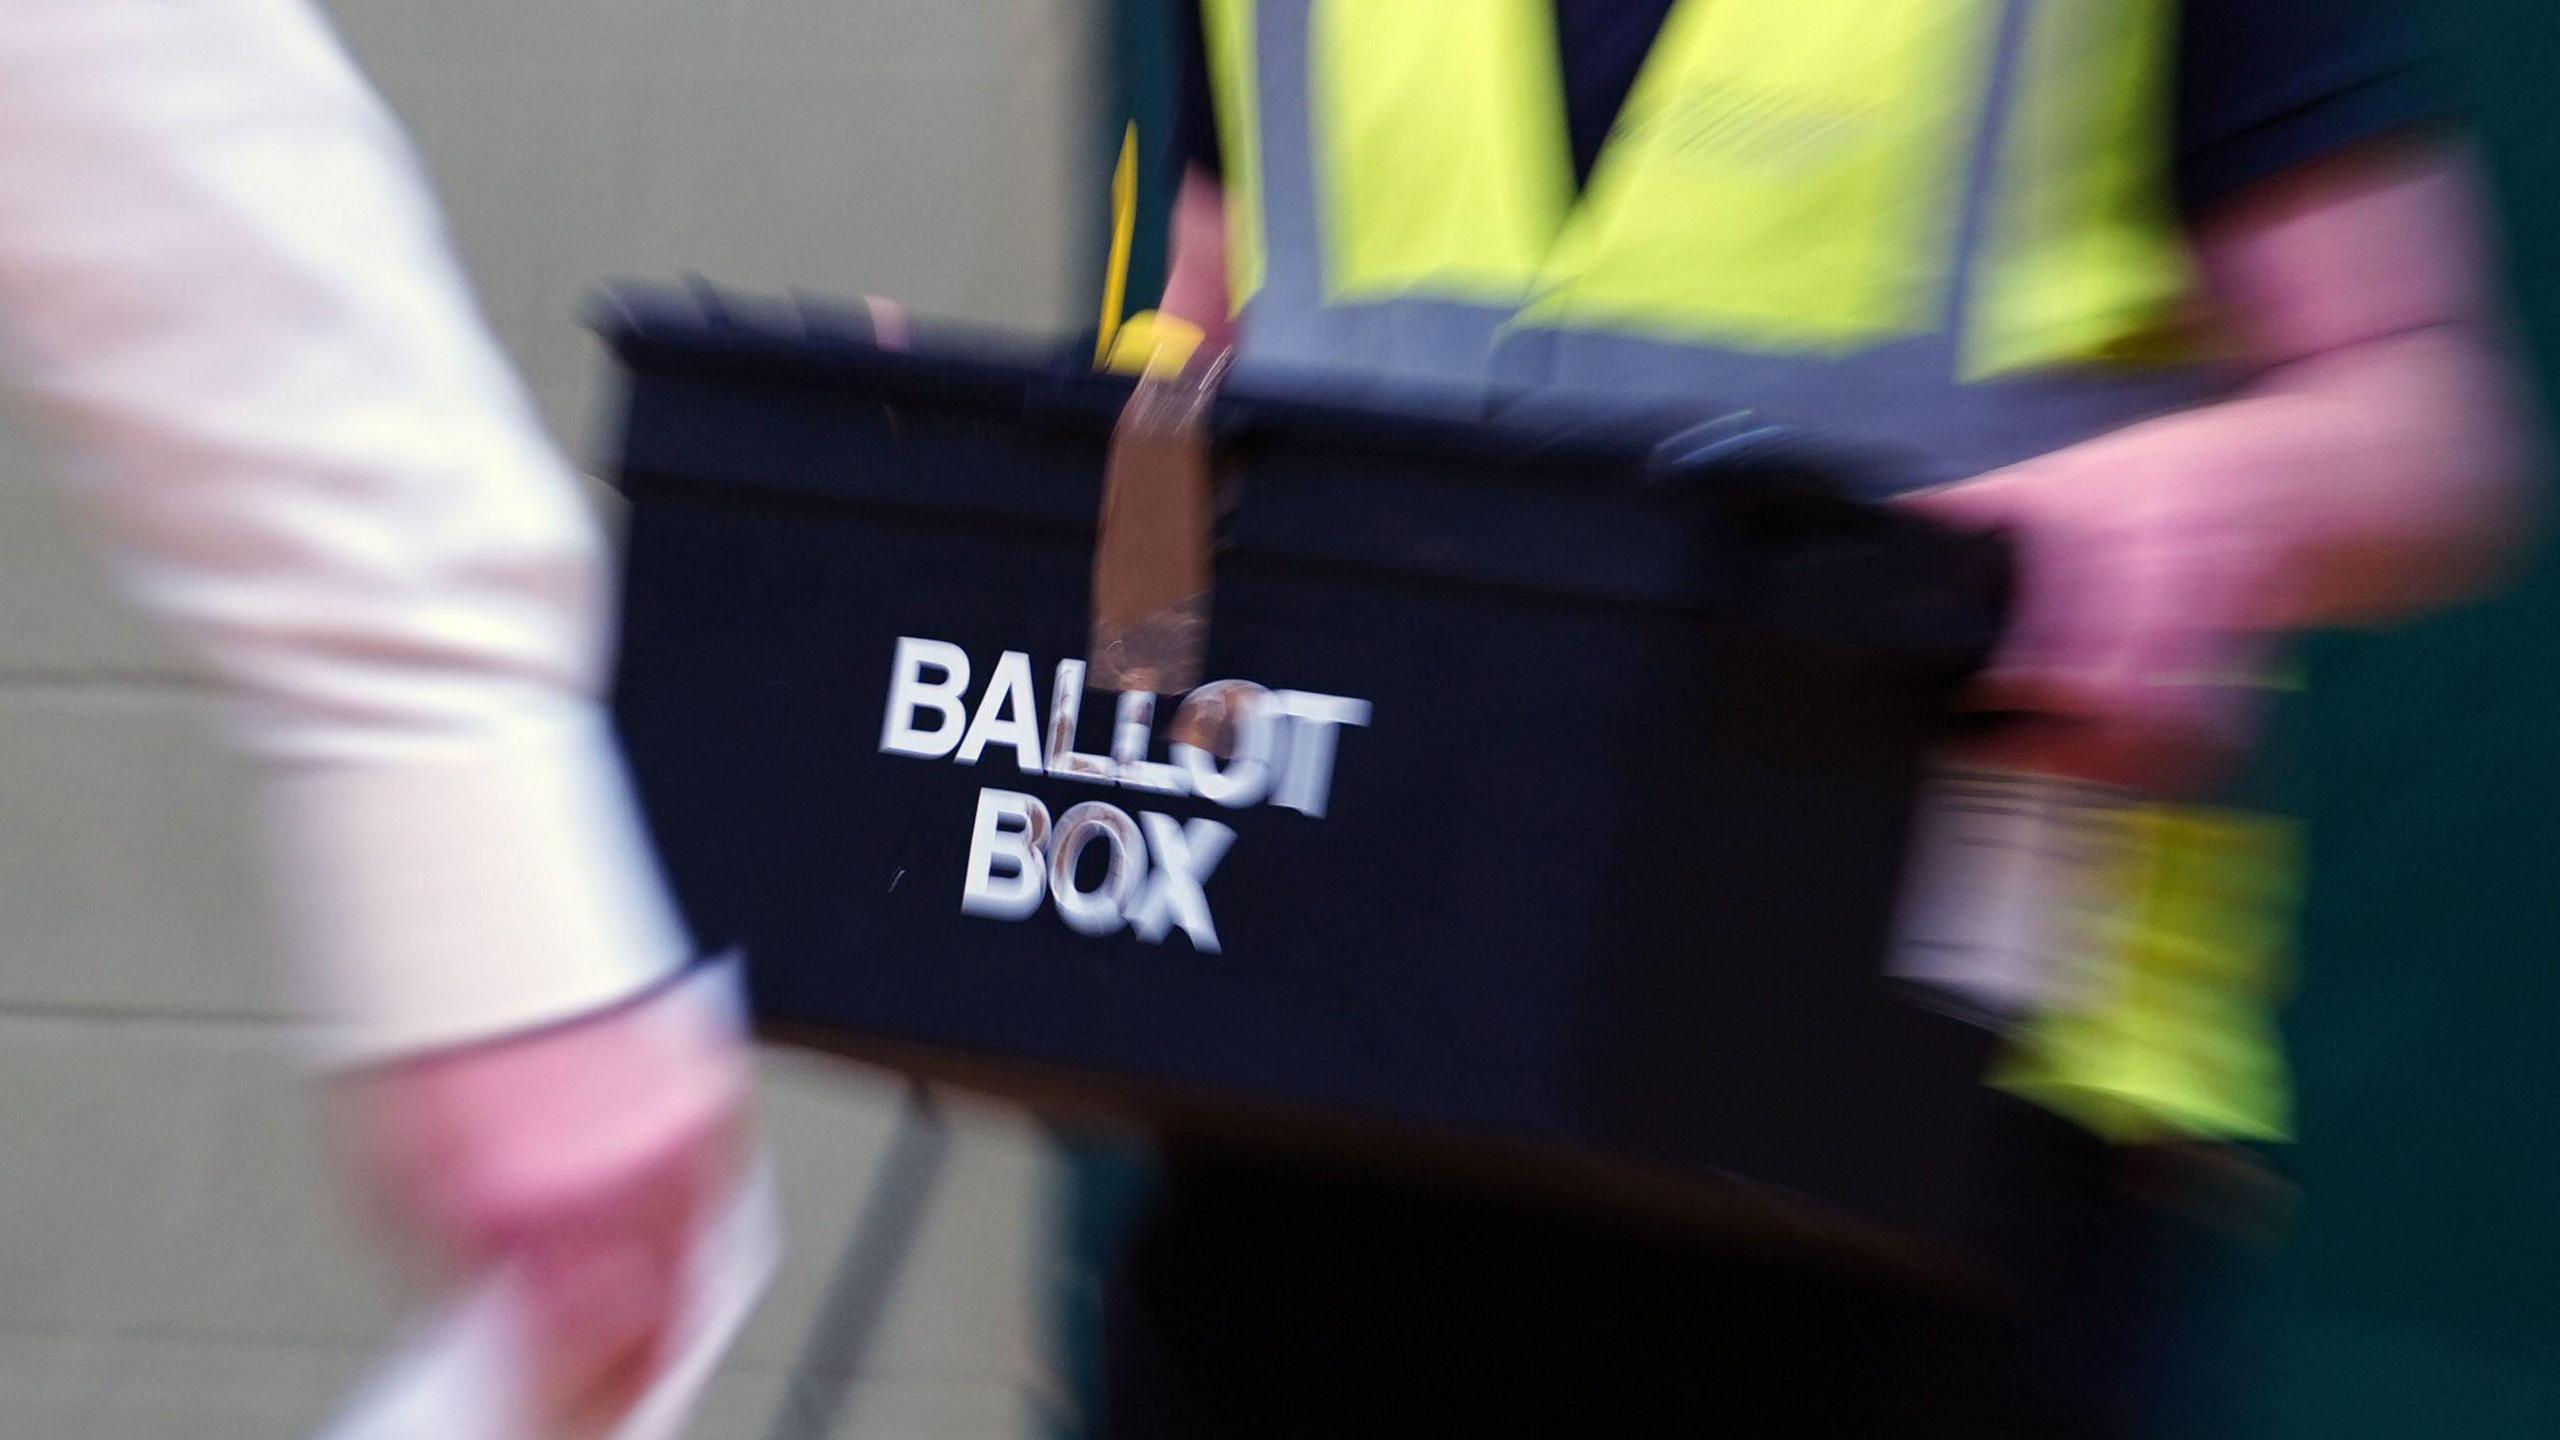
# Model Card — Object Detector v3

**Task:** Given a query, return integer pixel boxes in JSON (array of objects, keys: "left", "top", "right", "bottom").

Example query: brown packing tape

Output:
[{"left": 1089, "top": 351, "right": 1229, "bottom": 695}]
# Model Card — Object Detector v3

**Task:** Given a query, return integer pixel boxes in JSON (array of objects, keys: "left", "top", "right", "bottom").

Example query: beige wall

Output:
[{"left": 0, "top": 3, "right": 1107, "bottom": 1435}]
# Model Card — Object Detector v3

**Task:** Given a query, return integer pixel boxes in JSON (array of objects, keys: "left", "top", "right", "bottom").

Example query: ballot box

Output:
[{"left": 597, "top": 284, "right": 2086, "bottom": 1283}]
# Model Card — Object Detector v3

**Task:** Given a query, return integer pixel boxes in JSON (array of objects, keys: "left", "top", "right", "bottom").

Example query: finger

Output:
[
  {"left": 513, "top": 1131, "right": 730, "bottom": 1431},
  {"left": 2079, "top": 534, "right": 2275, "bottom": 791},
  {"left": 548, "top": 1337, "right": 668, "bottom": 1440},
  {"left": 452, "top": 1050, "right": 748, "bottom": 1259},
  {"left": 523, "top": 1230, "right": 688, "bottom": 1434},
  {"left": 1965, "top": 644, "right": 2271, "bottom": 793},
  {"left": 1895, "top": 470, "right": 2040, "bottom": 530},
  {"left": 1897, "top": 480, "right": 2048, "bottom": 689},
  {"left": 1939, "top": 714, "right": 2106, "bottom": 779},
  {"left": 2119, "top": 637, "right": 2278, "bottom": 795},
  {"left": 863, "top": 295, "right": 912, "bottom": 352},
  {"left": 1967, "top": 505, "right": 2119, "bottom": 720}
]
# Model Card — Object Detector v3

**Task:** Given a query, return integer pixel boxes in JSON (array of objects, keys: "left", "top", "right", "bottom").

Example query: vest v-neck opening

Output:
[{"left": 1552, "top": 0, "right": 1680, "bottom": 192}]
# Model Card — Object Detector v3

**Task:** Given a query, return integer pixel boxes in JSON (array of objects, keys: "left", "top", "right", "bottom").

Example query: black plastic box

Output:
[{"left": 598, "top": 285, "right": 2059, "bottom": 1273}]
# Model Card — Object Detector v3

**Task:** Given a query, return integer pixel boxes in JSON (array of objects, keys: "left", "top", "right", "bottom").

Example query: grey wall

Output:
[{"left": 0, "top": 3, "right": 1107, "bottom": 1435}]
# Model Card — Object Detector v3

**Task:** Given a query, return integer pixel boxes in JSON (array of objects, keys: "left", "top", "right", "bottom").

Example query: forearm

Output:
[
  {"left": 2008, "top": 143, "right": 2535, "bottom": 632},
  {"left": 0, "top": 0, "right": 688, "bottom": 1061},
  {"left": 2045, "top": 320, "right": 2530, "bottom": 630}
]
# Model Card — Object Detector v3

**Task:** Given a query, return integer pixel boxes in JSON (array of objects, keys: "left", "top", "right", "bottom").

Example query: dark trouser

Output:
[{"left": 1101, "top": 1133, "right": 2251, "bottom": 1439}]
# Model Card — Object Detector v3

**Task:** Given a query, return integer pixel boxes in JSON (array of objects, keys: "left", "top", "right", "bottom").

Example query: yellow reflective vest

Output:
[
  {"left": 1199, "top": 0, "right": 2232, "bottom": 483},
  {"left": 1195, "top": 0, "right": 2294, "bottom": 1142}
]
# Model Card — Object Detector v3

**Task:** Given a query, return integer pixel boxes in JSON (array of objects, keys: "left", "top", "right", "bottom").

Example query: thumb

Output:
[{"left": 1895, "top": 472, "right": 2042, "bottom": 532}]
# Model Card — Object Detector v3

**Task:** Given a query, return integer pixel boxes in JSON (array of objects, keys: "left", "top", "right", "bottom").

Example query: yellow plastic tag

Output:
[{"left": 1101, "top": 312, "right": 1207, "bottom": 380}]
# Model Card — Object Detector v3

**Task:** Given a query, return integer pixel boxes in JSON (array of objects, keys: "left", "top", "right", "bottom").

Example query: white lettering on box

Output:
[
  {"left": 883, "top": 639, "right": 1372, "bottom": 954},
  {"left": 880, "top": 637, "right": 972, "bottom": 759}
]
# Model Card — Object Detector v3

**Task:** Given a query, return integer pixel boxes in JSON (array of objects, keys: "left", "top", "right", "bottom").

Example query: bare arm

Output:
[
  {"left": 2000, "top": 142, "right": 2530, "bottom": 620},
  {"left": 2189, "top": 143, "right": 2533, "bottom": 619},
  {"left": 1160, "top": 165, "right": 1238, "bottom": 353},
  {"left": 1912, "top": 141, "right": 2536, "bottom": 789}
]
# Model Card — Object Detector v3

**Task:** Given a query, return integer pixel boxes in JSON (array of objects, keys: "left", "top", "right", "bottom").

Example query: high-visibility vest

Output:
[
  {"left": 1198, "top": 0, "right": 2235, "bottom": 485},
  {"left": 1196, "top": 0, "right": 2296, "bottom": 1142}
]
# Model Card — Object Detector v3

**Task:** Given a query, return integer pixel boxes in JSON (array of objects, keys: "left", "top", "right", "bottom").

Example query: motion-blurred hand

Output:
[
  {"left": 340, "top": 977, "right": 755, "bottom": 1437},
  {"left": 1902, "top": 441, "right": 2281, "bottom": 796},
  {"left": 1905, "top": 146, "right": 2535, "bottom": 797}
]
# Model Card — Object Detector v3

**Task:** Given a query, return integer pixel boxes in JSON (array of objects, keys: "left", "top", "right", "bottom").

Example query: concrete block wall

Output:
[{"left": 0, "top": 3, "right": 1109, "bottom": 1435}]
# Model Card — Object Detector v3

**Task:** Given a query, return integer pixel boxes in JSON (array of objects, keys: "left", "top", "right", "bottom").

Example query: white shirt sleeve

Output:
[{"left": 0, "top": 0, "right": 693, "bottom": 1063}]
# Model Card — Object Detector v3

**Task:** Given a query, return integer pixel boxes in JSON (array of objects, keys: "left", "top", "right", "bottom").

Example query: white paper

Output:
[
  {"left": 318, "top": 1158, "right": 779, "bottom": 1440},
  {"left": 318, "top": 960, "right": 781, "bottom": 1440}
]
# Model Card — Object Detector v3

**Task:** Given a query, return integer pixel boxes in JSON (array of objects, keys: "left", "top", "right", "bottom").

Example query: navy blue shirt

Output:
[{"left": 1168, "top": 0, "right": 2447, "bottom": 218}]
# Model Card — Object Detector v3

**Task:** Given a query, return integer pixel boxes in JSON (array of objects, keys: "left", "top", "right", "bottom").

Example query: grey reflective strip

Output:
[
  {"left": 1503, "top": 327, "right": 2234, "bottom": 493},
  {"left": 1236, "top": 296, "right": 1518, "bottom": 405},
  {"left": 1235, "top": 0, "right": 2238, "bottom": 481},
  {"left": 1247, "top": 0, "right": 1332, "bottom": 355},
  {"left": 1940, "top": 0, "right": 2037, "bottom": 339},
  {"left": 1241, "top": 0, "right": 1513, "bottom": 391}
]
